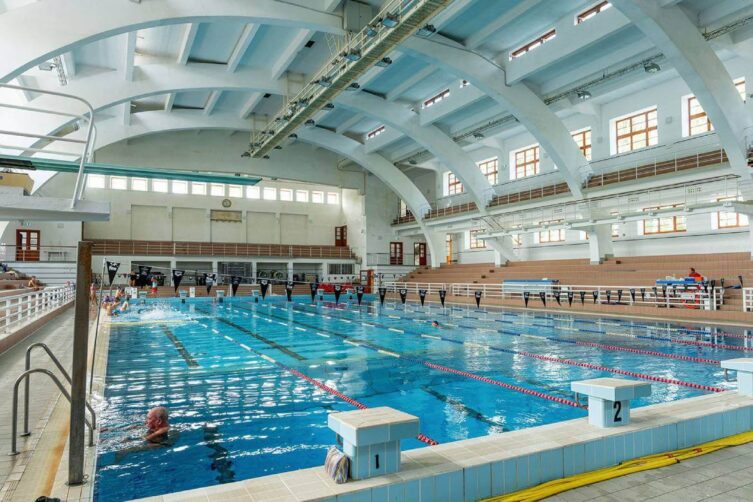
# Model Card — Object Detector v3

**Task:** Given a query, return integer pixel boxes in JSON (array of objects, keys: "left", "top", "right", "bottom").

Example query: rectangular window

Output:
[
  {"left": 86, "top": 174, "right": 105, "bottom": 188},
  {"left": 246, "top": 186, "right": 260, "bottom": 199},
  {"left": 423, "top": 88, "right": 450, "bottom": 108},
  {"left": 131, "top": 177, "right": 148, "bottom": 191},
  {"left": 327, "top": 192, "right": 340, "bottom": 205},
  {"left": 311, "top": 191, "right": 324, "bottom": 203},
  {"left": 478, "top": 157, "right": 499, "bottom": 185},
  {"left": 539, "top": 228, "right": 566, "bottom": 243},
  {"left": 514, "top": 144, "right": 540, "bottom": 179},
  {"left": 191, "top": 182, "right": 206, "bottom": 195},
  {"left": 295, "top": 189, "right": 308, "bottom": 202},
  {"left": 172, "top": 180, "right": 188, "bottom": 194},
  {"left": 510, "top": 29, "right": 556, "bottom": 60},
  {"left": 576, "top": 1, "right": 611, "bottom": 24},
  {"left": 469, "top": 230, "right": 486, "bottom": 249},
  {"left": 279, "top": 188, "right": 293, "bottom": 201},
  {"left": 367, "top": 125, "right": 385, "bottom": 139},
  {"left": 228, "top": 185, "right": 243, "bottom": 198},
  {"left": 447, "top": 172, "right": 464, "bottom": 195},
  {"left": 399, "top": 199, "right": 408, "bottom": 217},
  {"left": 153, "top": 179, "right": 168, "bottom": 193},
  {"left": 687, "top": 79, "right": 746, "bottom": 136},
  {"left": 571, "top": 128, "right": 592, "bottom": 161},
  {"left": 642, "top": 205, "right": 686, "bottom": 235},
  {"left": 210, "top": 183, "right": 225, "bottom": 197},
  {"left": 263, "top": 187, "right": 277, "bottom": 200},
  {"left": 715, "top": 196, "right": 749, "bottom": 229},
  {"left": 615, "top": 107, "right": 658, "bottom": 154},
  {"left": 110, "top": 176, "right": 127, "bottom": 190}
]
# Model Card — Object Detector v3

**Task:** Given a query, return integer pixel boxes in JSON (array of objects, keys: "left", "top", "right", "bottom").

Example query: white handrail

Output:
[
  {"left": 382, "top": 281, "right": 725, "bottom": 311},
  {"left": 0, "top": 285, "right": 75, "bottom": 335}
]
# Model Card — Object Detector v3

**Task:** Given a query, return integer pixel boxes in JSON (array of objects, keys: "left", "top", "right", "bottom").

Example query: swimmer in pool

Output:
[
  {"left": 102, "top": 407, "right": 176, "bottom": 463},
  {"left": 432, "top": 320, "right": 440, "bottom": 328},
  {"left": 144, "top": 406, "right": 170, "bottom": 443}
]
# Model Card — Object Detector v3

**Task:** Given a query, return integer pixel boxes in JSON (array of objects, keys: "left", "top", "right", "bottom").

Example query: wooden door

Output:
[
  {"left": 16, "top": 229, "right": 40, "bottom": 261},
  {"left": 389, "top": 242, "right": 403, "bottom": 265},
  {"left": 335, "top": 225, "right": 348, "bottom": 247},
  {"left": 446, "top": 234, "right": 453, "bottom": 264},
  {"left": 414, "top": 242, "right": 427, "bottom": 266}
]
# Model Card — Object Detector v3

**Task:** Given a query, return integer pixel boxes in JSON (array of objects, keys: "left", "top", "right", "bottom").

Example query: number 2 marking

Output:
[{"left": 613, "top": 401, "right": 622, "bottom": 422}]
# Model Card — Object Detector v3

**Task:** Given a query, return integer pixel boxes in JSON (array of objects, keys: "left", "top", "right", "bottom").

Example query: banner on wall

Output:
[
  {"left": 206, "top": 273, "right": 216, "bottom": 295},
  {"left": 630, "top": 288, "right": 636, "bottom": 303},
  {"left": 640, "top": 288, "right": 646, "bottom": 301},
  {"left": 398, "top": 288, "right": 407, "bottom": 305},
  {"left": 523, "top": 291, "right": 530, "bottom": 307},
  {"left": 606, "top": 290, "right": 612, "bottom": 304},
  {"left": 579, "top": 291, "right": 586, "bottom": 305},
  {"left": 138, "top": 266, "right": 151, "bottom": 288},
  {"left": 553, "top": 290, "right": 561, "bottom": 306},
  {"left": 418, "top": 289, "right": 427, "bottom": 306},
  {"left": 172, "top": 269, "right": 185, "bottom": 292},
  {"left": 592, "top": 291, "right": 598, "bottom": 304},
  {"left": 334, "top": 284, "right": 342, "bottom": 304},
  {"left": 356, "top": 285, "right": 365, "bottom": 305},
  {"left": 286, "top": 282, "right": 294, "bottom": 302},
  {"left": 539, "top": 291, "right": 546, "bottom": 307},
  {"left": 260, "top": 279, "right": 269, "bottom": 299},
  {"left": 474, "top": 291, "right": 482, "bottom": 308},
  {"left": 438, "top": 289, "right": 447, "bottom": 307},
  {"left": 310, "top": 282, "right": 318, "bottom": 302},
  {"left": 230, "top": 276, "right": 242, "bottom": 296},
  {"left": 617, "top": 290, "right": 623, "bottom": 303},
  {"left": 378, "top": 287, "right": 387, "bottom": 306},
  {"left": 567, "top": 291, "right": 574, "bottom": 306},
  {"left": 106, "top": 261, "right": 120, "bottom": 286}
]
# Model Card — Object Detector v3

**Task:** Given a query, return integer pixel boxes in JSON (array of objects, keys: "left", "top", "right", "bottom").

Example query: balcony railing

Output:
[
  {"left": 89, "top": 240, "right": 357, "bottom": 259},
  {"left": 1, "top": 285, "right": 75, "bottom": 335}
]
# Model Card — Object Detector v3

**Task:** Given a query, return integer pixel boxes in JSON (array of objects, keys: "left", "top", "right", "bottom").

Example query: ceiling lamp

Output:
[
  {"left": 315, "top": 77, "right": 332, "bottom": 87},
  {"left": 644, "top": 62, "right": 661, "bottom": 74},
  {"left": 473, "top": 132, "right": 484, "bottom": 140},
  {"left": 241, "top": 151, "right": 251, "bottom": 158},
  {"left": 417, "top": 24, "right": 436, "bottom": 37},
  {"left": 344, "top": 48, "right": 362, "bottom": 62},
  {"left": 375, "top": 57, "right": 392, "bottom": 68},
  {"left": 323, "top": 102, "right": 335, "bottom": 110},
  {"left": 381, "top": 13, "right": 399, "bottom": 28},
  {"left": 366, "top": 24, "right": 379, "bottom": 37},
  {"left": 347, "top": 82, "right": 361, "bottom": 91},
  {"left": 577, "top": 89, "right": 592, "bottom": 100},
  {"left": 305, "top": 119, "right": 316, "bottom": 128}
]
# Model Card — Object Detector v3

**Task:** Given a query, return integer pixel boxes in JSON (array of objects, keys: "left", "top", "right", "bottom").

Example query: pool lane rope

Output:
[
  {"left": 306, "top": 302, "right": 725, "bottom": 394},
  {"left": 199, "top": 308, "right": 440, "bottom": 446},
  {"left": 238, "top": 304, "right": 585, "bottom": 410}
]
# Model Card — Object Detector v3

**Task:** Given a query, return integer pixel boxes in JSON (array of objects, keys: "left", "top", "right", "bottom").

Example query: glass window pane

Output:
[
  {"left": 191, "top": 182, "right": 206, "bottom": 195},
  {"left": 228, "top": 185, "right": 242, "bottom": 198},
  {"left": 311, "top": 191, "right": 324, "bottom": 203},
  {"left": 131, "top": 178, "right": 148, "bottom": 191},
  {"left": 295, "top": 189, "right": 308, "bottom": 202},
  {"left": 210, "top": 183, "right": 225, "bottom": 197},
  {"left": 263, "top": 187, "right": 276, "bottom": 200},
  {"left": 279, "top": 188, "right": 293, "bottom": 201},
  {"left": 327, "top": 192, "right": 339, "bottom": 205},
  {"left": 153, "top": 179, "right": 168, "bottom": 193},
  {"left": 110, "top": 176, "right": 127, "bottom": 190},
  {"left": 86, "top": 174, "right": 105, "bottom": 188},
  {"left": 246, "top": 186, "right": 260, "bottom": 199},
  {"left": 172, "top": 180, "right": 188, "bottom": 194}
]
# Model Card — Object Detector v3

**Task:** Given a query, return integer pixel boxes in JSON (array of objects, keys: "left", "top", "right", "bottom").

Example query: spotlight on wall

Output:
[
  {"left": 305, "top": 119, "right": 316, "bottom": 128},
  {"left": 241, "top": 151, "right": 251, "bottom": 158},
  {"left": 263, "top": 155, "right": 270, "bottom": 159},
  {"left": 274, "top": 145, "right": 282, "bottom": 150},
  {"left": 576, "top": 89, "right": 592, "bottom": 100},
  {"left": 346, "top": 82, "right": 361, "bottom": 91},
  {"left": 323, "top": 102, "right": 335, "bottom": 110},
  {"left": 375, "top": 57, "right": 392, "bottom": 68},
  {"left": 288, "top": 133, "right": 298, "bottom": 139},
  {"left": 644, "top": 62, "right": 661, "bottom": 74},
  {"left": 417, "top": 24, "right": 436, "bottom": 37},
  {"left": 473, "top": 132, "right": 484, "bottom": 140},
  {"left": 381, "top": 13, "right": 399, "bottom": 28}
]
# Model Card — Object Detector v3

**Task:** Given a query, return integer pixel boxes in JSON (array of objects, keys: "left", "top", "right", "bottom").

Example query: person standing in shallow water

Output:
[{"left": 145, "top": 406, "right": 170, "bottom": 443}]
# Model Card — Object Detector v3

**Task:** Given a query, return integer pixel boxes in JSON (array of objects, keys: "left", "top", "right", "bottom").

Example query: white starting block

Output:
[
  {"left": 317, "top": 288, "right": 325, "bottom": 300},
  {"left": 216, "top": 290, "right": 225, "bottom": 303},
  {"left": 721, "top": 359, "right": 753, "bottom": 396},
  {"left": 189, "top": 287, "right": 196, "bottom": 298},
  {"left": 178, "top": 290, "right": 187, "bottom": 303},
  {"left": 572, "top": 378, "right": 652, "bottom": 428},
  {"left": 328, "top": 407, "right": 419, "bottom": 480}
]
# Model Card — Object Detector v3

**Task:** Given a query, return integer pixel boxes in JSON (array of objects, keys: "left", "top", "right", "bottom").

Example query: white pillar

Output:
[
  {"left": 287, "top": 261, "right": 294, "bottom": 281},
  {"left": 425, "top": 230, "right": 446, "bottom": 269},
  {"left": 587, "top": 224, "right": 614, "bottom": 265},
  {"left": 485, "top": 236, "right": 518, "bottom": 266}
]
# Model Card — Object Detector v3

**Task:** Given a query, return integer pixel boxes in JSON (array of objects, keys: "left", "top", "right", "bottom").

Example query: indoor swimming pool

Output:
[{"left": 94, "top": 296, "right": 749, "bottom": 501}]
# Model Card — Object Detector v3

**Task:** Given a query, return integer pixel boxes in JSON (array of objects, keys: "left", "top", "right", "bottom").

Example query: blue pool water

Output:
[{"left": 94, "top": 296, "right": 750, "bottom": 501}]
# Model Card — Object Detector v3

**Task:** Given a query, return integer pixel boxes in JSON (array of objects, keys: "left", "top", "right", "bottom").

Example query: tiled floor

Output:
[
  {"left": 547, "top": 441, "right": 753, "bottom": 501},
  {"left": 0, "top": 309, "right": 75, "bottom": 501}
]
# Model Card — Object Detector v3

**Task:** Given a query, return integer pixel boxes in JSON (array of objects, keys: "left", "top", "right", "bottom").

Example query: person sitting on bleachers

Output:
[
  {"left": 27, "top": 276, "right": 41, "bottom": 290},
  {"left": 688, "top": 268, "right": 703, "bottom": 282}
]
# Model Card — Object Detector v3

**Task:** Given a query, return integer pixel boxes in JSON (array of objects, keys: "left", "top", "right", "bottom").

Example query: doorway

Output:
[
  {"left": 445, "top": 234, "right": 453, "bottom": 264},
  {"left": 413, "top": 242, "right": 427, "bottom": 266},
  {"left": 16, "top": 229, "right": 40, "bottom": 261},
  {"left": 335, "top": 225, "right": 347, "bottom": 247},
  {"left": 389, "top": 241, "right": 403, "bottom": 265}
]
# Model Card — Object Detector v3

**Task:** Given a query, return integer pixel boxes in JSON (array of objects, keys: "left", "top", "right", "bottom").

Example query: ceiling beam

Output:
[
  {"left": 164, "top": 93, "right": 176, "bottom": 112},
  {"left": 203, "top": 90, "right": 222, "bottom": 116},
  {"left": 386, "top": 65, "right": 436, "bottom": 102},
  {"left": 227, "top": 24, "right": 260, "bottom": 73},
  {"left": 177, "top": 23, "right": 200, "bottom": 65},
  {"left": 60, "top": 52, "right": 76, "bottom": 78},
  {"left": 123, "top": 31, "right": 137, "bottom": 81},
  {"left": 465, "top": 0, "right": 546, "bottom": 49}
]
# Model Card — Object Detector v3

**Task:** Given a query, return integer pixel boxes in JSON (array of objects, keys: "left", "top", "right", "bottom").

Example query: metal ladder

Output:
[{"left": 9, "top": 342, "right": 96, "bottom": 455}]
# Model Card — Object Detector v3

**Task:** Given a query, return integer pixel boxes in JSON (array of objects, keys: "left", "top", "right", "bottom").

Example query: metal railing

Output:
[
  {"left": 89, "top": 240, "right": 357, "bottom": 259},
  {"left": 0, "top": 83, "right": 96, "bottom": 206},
  {"left": 1, "top": 284, "right": 75, "bottom": 334},
  {"left": 383, "top": 281, "right": 724, "bottom": 311},
  {"left": 744, "top": 288, "right": 753, "bottom": 312},
  {"left": 0, "top": 244, "right": 79, "bottom": 263}
]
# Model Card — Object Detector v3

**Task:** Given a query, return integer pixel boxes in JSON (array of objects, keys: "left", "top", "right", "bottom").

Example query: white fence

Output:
[
  {"left": 744, "top": 288, "right": 753, "bottom": 312},
  {"left": 1, "top": 285, "right": 75, "bottom": 335},
  {"left": 382, "top": 281, "right": 724, "bottom": 311}
]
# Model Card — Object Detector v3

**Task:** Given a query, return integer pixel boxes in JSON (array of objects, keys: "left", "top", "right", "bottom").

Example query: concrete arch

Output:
[
  {"left": 335, "top": 92, "right": 495, "bottom": 210},
  {"left": 402, "top": 36, "right": 589, "bottom": 198},
  {"left": 610, "top": 0, "right": 753, "bottom": 195},
  {"left": 0, "top": 0, "right": 343, "bottom": 82}
]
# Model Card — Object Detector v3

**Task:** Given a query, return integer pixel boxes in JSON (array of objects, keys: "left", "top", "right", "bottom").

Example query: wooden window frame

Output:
[
  {"left": 514, "top": 145, "right": 540, "bottom": 179},
  {"left": 423, "top": 88, "right": 450, "bottom": 108},
  {"left": 447, "top": 172, "right": 464, "bottom": 195},
  {"left": 615, "top": 107, "right": 658, "bottom": 154},
  {"left": 478, "top": 157, "right": 499, "bottom": 185},
  {"left": 571, "top": 128, "right": 592, "bottom": 161},
  {"left": 469, "top": 229, "right": 486, "bottom": 249},
  {"left": 716, "top": 196, "right": 748, "bottom": 229},
  {"left": 510, "top": 29, "right": 556, "bottom": 60},
  {"left": 687, "top": 80, "right": 746, "bottom": 137},
  {"left": 642, "top": 205, "right": 686, "bottom": 235},
  {"left": 576, "top": 1, "right": 611, "bottom": 24}
]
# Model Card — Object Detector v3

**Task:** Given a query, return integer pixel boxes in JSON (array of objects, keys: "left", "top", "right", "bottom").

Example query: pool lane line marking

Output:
[
  {"left": 194, "top": 307, "right": 306, "bottom": 361},
  {"left": 240, "top": 303, "right": 585, "bottom": 409},
  {"left": 160, "top": 325, "right": 199, "bottom": 368},
  {"left": 305, "top": 302, "right": 725, "bottom": 393},
  {"left": 421, "top": 385, "right": 509, "bottom": 430},
  {"left": 201, "top": 316, "right": 439, "bottom": 446}
]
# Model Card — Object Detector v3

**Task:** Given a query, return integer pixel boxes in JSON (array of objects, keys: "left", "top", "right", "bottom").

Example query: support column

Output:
[
  {"left": 69, "top": 241, "right": 92, "bottom": 485},
  {"left": 424, "top": 230, "right": 446, "bottom": 269},
  {"left": 485, "top": 236, "right": 518, "bottom": 266},
  {"left": 287, "top": 261, "right": 294, "bottom": 281},
  {"left": 587, "top": 224, "right": 614, "bottom": 265},
  {"left": 251, "top": 261, "right": 257, "bottom": 282}
]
